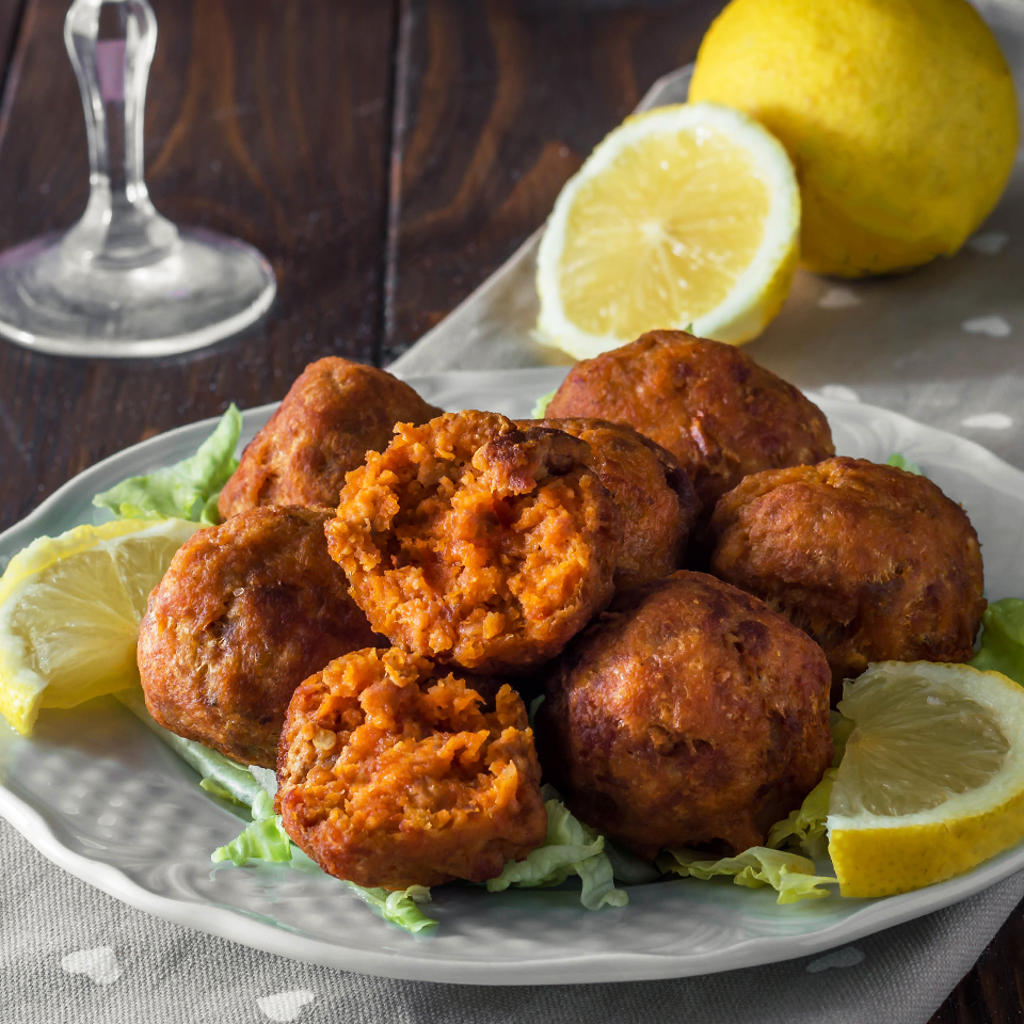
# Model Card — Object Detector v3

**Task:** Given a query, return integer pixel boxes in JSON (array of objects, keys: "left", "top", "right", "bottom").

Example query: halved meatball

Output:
[
  {"left": 276, "top": 647, "right": 547, "bottom": 889},
  {"left": 326, "top": 410, "right": 619, "bottom": 673}
]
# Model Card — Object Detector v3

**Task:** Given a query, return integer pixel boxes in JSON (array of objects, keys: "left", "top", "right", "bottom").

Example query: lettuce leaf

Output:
[
  {"left": 970, "top": 598, "right": 1024, "bottom": 686},
  {"left": 767, "top": 711, "right": 852, "bottom": 859},
  {"left": 658, "top": 846, "right": 838, "bottom": 904},
  {"left": 93, "top": 405, "right": 241, "bottom": 524},
  {"left": 766, "top": 769, "right": 835, "bottom": 862},
  {"left": 531, "top": 390, "right": 556, "bottom": 419},
  {"left": 886, "top": 452, "right": 924, "bottom": 475},
  {"left": 116, "top": 691, "right": 438, "bottom": 933},
  {"left": 487, "top": 789, "right": 628, "bottom": 910},
  {"left": 212, "top": 789, "right": 293, "bottom": 865}
]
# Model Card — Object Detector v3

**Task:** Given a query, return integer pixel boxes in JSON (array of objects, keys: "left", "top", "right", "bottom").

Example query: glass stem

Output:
[{"left": 63, "top": 0, "right": 177, "bottom": 267}]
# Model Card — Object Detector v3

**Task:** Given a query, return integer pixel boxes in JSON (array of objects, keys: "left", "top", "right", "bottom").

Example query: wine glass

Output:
[{"left": 0, "top": 0, "right": 276, "bottom": 358}]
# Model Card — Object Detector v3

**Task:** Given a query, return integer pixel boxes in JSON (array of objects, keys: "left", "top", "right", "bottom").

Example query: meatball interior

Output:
[
  {"left": 276, "top": 647, "right": 547, "bottom": 890},
  {"left": 326, "top": 410, "right": 619, "bottom": 672},
  {"left": 710, "top": 456, "right": 986, "bottom": 696},
  {"left": 538, "top": 571, "right": 833, "bottom": 859}
]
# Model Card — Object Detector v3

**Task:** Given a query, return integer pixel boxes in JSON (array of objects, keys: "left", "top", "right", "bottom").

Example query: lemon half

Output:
[
  {"left": 0, "top": 517, "right": 201, "bottom": 735},
  {"left": 828, "top": 662, "right": 1024, "bottom": 899},
  {"left": 535, "top": 101, "right": 800, "bottom": 359}
]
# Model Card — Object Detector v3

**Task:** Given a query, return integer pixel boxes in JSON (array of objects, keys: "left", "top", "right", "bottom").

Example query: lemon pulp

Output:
[
  {"left": 536, "top": 102, "right": 800, "bottom": 359},
  {"left": 828, "top": 662, "right": 1024, "bottom": 898},
  {"left": 0, "top": 517, "right": 200, "bottom": 734}
]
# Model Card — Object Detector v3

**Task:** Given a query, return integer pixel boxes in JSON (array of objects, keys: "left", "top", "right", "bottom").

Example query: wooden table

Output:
[{"left": 0, "top": 2, "right": 1020, "bottom": 1019}]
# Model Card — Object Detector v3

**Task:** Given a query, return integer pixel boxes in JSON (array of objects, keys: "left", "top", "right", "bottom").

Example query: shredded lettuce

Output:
[
  {"left": 658, "top": 846, "right": 838, "bottom": 904},
  {"left": 212, "top": 789, "right": 293, "bottom": 865},
  {"left": 766, "top": 769, "right": 835, "bottom": 863},
  {"left": 886, "top": 452, "right": 924, "bottom": 475},
  {"left": 487, "top": 789, "right": 628, "bottom": 909},
  {"left": 116, "top": 691, "right": 437, "bottom": 933},
  {"left": 970, "top": 598, "right": 1024, "bottom": 686},
  {"left": 93, "top": 404, "right": 241, "bottom": 524},
  {"left": 531, "top": 390, "right": 556, "bottom": 419}
]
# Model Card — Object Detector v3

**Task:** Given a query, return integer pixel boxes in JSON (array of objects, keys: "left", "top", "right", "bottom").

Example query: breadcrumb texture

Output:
[
  {"left": 218, "top": 357, "right": 441, "bottom": 519},
  {"left": 710, "top": 456, "right": 986, "bottom": 698},
  {"left": 276, "top": 647, "right": 547, "bottom": 889},
  {"left": 137, "top": 506, "right": 380, "bottom": 768},
  {"left": 523, "top": 417, "right": 698, "bottom": 588},
  {"left": 326, "top": 410, "right": 619, "bottom": 672},
  {"left": 546, "top": 330, "right": 834, "bottom": 516},
  {"left": 537, "top": 571, "right": 833, "bottom": 859}
]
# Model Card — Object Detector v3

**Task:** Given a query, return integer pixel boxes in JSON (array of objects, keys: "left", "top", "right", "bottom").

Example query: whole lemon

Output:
[{"left": 689, "top": 0, "right": 1019, "bottom": 277}]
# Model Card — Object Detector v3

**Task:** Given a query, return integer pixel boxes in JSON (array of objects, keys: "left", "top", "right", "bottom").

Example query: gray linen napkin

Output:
[{"left": 2, "top": 819, "right": 1022, "bottom": 1024}]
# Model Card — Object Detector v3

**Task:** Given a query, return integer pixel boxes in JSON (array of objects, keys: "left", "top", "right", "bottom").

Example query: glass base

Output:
[{"left": 0, "top": 226, "right": 276, "bottom": 358}]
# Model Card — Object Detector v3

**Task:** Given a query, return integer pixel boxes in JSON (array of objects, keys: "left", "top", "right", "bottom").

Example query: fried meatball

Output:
[
  {"left": 546, "top": 330, "right": 835, "bottom": 516},
  {"left": 217, "top": 357, "right": 442, "bottom": 519},
  {"left": 276, "top": 647, "right": 547, "bottom": 890},
  {"left": 710, "top": 457, "right": 986, "bottom": 698},
  {"left": 326, "top": 410, "right": 619, "bottom": 673},
  {"left": 520, "top": 417, "right": 699, "bottom": 588},
  {"left": 536, "top": 571, "right": 833, "bottom": 859},
  {"left": 138, "top": 506, "right": 381, "bottom": 768}
]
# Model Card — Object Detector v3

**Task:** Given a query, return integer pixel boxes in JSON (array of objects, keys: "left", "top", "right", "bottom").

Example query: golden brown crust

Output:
[
  {"left": 325, "top": 410, "right": 619, "bottom": 673},
  {"left": 537, "top": 571, "right": 833, "bottom": 859},
  {"left": 276, "top": 647, "right": 547, "bottom": 889},
  {"left": 521, "top": 417, "right": 699, "bottom": 588},
  {"left": 137, "top": 506, "right": 381, "bottom": 767},
  {"left": 217, "top": 357, "right": 442, "bottom": 519},
  {"left": 710, "top": 457, "right": 986, "bottom": 697},
  {"left": 546, "top": 330, "right": 835, "bottom": 516}
]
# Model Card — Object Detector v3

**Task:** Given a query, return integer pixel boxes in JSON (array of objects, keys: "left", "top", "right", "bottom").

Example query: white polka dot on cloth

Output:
[
  {"left": 961, "top": 412, "right": 1014, "bottom": 429},
  {"left": 256, "top": 989, "right": 317, "bottom": 1022},
  {"left": 966, "top": 230, "right": 1009, "bottom": 255},
  {"left": 817, "top": 286, "right": 862, "bottom": 309},
  {"left": 961, "top": 315, "right": 1012, "bottom": 337},
  {"left": 805, "top": 946, "right": 866, "bottom": 973},
  {"left": 60, "top": 946, "right": 122, "bottom": 985},
  {"left": 818, "top": 384, "right": 861, "bottom": 402}
]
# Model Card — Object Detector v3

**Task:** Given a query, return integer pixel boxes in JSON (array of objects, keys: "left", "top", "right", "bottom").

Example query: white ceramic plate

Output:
[{"left": 1, "top": 366, "right": 1023, "bottom": 986}]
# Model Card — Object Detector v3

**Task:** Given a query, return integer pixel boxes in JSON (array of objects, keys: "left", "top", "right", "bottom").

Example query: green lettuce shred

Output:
[
  {"left": 886, "top": 452, "right": 924, "bottom": 475},
  {"left": 116, "top": 691, "right": 438, "bottom": 933},
  {"left": 657, "top": 846, "right": 838, "bottom": 904},
  {"left": 531, "top": 390, "right": 556, "bottom": 419},
  {"left": 766, "top": 769, "right": 835, "bottom": 862},
  {"left": 93, "top": 404, "right": 242, "bottom": 524},
  {"left": 212, "top": 789, "right": 293, "bottom": 865},
  {"left": 970, "top": 598, "right": 1024, "bottom": 686},
  {"left": 487, "top": 789, "right": 628, "bottom": 910}
]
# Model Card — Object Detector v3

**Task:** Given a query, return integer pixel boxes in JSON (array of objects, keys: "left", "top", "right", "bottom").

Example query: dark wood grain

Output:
[
  {"left": 0, "top": 2, "right": 1021, "bottom": 1020},
  {"left": 383, "top": 0, "right": 712, "bottom": 361},
  {"left": 0, "top": 0, "right": 396, "bottom": 531}
]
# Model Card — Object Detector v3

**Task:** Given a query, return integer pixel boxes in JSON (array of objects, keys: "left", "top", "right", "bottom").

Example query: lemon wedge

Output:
[
  {"left": 535, "top": 102, "right": 800, "bottom": 359},
  {"left": 828, "top": 661, "right": 1024, "bottom": 898},
  {"left": 0, "top": 517, "right": 201, "bottom": 735}
]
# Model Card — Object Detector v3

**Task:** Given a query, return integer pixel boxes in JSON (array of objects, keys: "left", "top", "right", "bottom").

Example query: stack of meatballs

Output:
[{"left": 137, "top": 331, "right": 986, "bottom": 892}]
